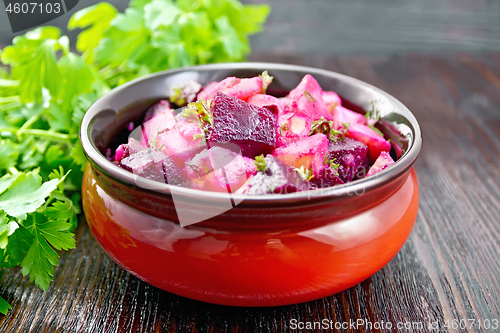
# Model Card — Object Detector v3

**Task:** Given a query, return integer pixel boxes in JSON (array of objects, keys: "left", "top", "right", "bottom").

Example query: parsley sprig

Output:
[{"left": 0, "top": 0, "right": 270, "bottom": 314}]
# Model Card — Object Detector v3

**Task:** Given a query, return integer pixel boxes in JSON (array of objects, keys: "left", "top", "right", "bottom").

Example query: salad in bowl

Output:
[
  {"left": 80, "top": 63, "right": 421, "bottom": 306},
  {"left": 109, "top": 71, "right": 397, "bottom": 197}
]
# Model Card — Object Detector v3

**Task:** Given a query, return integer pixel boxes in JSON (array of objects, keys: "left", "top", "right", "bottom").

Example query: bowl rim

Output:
[{"left": 80, "top": 62, "right": 422, "bottom": 204}]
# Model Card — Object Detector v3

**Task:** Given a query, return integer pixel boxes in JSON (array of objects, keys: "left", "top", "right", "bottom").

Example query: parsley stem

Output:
[
  {"left": 0, "top": 101, "right": 22, "bottom": 112},
  {"left": 0, "top": 128, "right": 77, "bottom": 142},
  {"left": 22, "top": 129, "right": 77, "bottom": 141},
  {"left": 8, "top": 166, "right": 19, "bottom": 175},
  {"left": 0, "top": 96, "right": 20, "bottom": 103},
  {"left": 17, "top": 107, "right": 46, "bottom": 137}
]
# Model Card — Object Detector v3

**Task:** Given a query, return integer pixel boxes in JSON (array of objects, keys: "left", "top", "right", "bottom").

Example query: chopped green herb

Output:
[
  {"left": 182, "top": 100, "right": 213, "bottom": 127},
  {"left": 340, "top": 122, "right": 350, "bottom": 139},
  {"left": 303, "top": 91, "right": 316, "bottom": 103},
  {"left": 254, "top": 155, "right": 267, "bottom": 173},
  {"left": 294, "top": 165, "right": 314, "bottom": 181},
  {"left": 279, "top": 123, "right": 289, "bottom": 136},
  {"left": 323, "top": 152, "right": 330, "bottom": 165},
  {"left": 170, "top": 87, "right": 186, "bottom": 107},
  {"left": 365, "top": 101, "right": 381, "bottom": 121},
  {"left": 260, "top": 70, "right": 273, "bottom": 93},
  {"left": 186, "top": 164, "right": 202, "bottom": 179},
  {"left": 309, "top": 117, "right": 333, "bottom": 137},
  {"left": 330, "top": 161, "right": 340, "bottom": 170},
  {"left": 368, "top": 124, "right": 384, "bottom": 137}
]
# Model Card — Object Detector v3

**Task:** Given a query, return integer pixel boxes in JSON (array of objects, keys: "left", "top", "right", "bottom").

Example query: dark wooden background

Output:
[
  {"left": 0, "top": 52, "right": 499, "bottom": 332},
  {"left": 2, "top": 0, "right": 500, "bottom": 55}
]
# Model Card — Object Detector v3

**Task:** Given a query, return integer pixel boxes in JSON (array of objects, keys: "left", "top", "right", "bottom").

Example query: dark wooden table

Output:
[{"left": 1, "top": 53, "right": 499, "bottom": 332}]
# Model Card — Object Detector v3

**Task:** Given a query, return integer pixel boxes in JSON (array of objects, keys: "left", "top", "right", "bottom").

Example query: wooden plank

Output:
[{"left": 0, "top": 53, "right": 499, "bottom": 332}]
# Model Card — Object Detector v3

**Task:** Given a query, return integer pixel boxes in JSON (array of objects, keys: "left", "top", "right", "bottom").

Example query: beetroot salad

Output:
[{"left": 110, "top": 72, "right": 395, "bottom": 195}]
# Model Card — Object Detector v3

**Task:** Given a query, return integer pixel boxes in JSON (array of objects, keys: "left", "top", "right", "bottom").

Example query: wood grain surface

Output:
[
  {"left": 0, "top": 53, "right": 499, "bottom": 332},
  {"left": 3, "top": 0, "right": 500, "bottom": 55}
]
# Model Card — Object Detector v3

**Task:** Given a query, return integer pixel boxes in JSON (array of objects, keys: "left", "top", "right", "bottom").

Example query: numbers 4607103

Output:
[
  {"left": 443, "top": 319, "right": 499, "bottom": 330},
  {"left": 5, "top": 2, "right": 61, "bottom": 14}
]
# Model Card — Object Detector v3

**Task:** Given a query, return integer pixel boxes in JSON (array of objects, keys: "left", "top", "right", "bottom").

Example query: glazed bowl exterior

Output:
[{"left": 80, "top": 63, "right": 422, "bottom": 307}]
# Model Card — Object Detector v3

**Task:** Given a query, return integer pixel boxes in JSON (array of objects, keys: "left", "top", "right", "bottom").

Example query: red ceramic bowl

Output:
[{"left": 80, "top": 63, "right": 422, "bottom": 307}]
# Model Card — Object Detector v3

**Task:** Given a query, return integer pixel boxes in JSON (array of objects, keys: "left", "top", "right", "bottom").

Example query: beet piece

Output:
[
  {"left": 285, "top": 74, "right": 332, "bottom": 121},
  {"left": 366, "top": 151, "right": 395, "bottom": 177},
  {"left": 185, "top": 147, "right": 257, "bottom": 192},
  {"left": 121, "top": 148, "right": 185, "bottom": 185},
  {"left": 322, "top": 90, "right": 342, "bottom": 112},
  {"left": 198, "top": 76, "right": 263, "bottom": 101},
  {"left": 310, "top": 166, "right": 344, "bottom": 188},
  {"left": 329, "top": 137, "right": 368, "bottom": 183},
  {"left": 115, "top": 138, "right": 146, "bottom": 163},
  {"left": 331, "top": 105, "right": 366, "bottom": 129},
  {"left": 346, "top": 123, "right": 391, "bottom": 162},
  {"left": 247, "top": 94, "right": 285, "bottom": 116},
  {"left": 276, "top": 112, "right": 312, "bottom": 148},
  {"left": 208, "top": 92, "right": 277, "bottom": 157},
  {"left": 155, "top": 123, "right": 206, "bottom": 168},
  {"left": 248, "top": 155, "right": 310, "bottom": 195},
  {"left": 273, "top": 133, "right": 329, "bottom": 177}
]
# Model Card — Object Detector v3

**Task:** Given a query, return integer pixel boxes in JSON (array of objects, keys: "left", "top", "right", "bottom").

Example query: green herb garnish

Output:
[
  {"left": 303, "top": 91, "right": 316, "bottom": 103},
  {"left": 183, "top": 100, "right": 213, "bottom": 127},
  {"left": 279, "top": 123, "right": 289, "bottom": 136},
  {"left": 254, "top": 155, "right": 267, "bottom": 173},
  {"left": 365, "top": 101, "right": 381, "bottom": 121},
  {"left": 260, "top": 70, "right": 273, "bottom": 93},
  {"left": 294, "top": 165, "right": 314, "bottom": 181},
  {"left": 310, "top": 117, "right": 333, "bottom": 137},
  {"left": 309, "top": 118, "right": 349, "bottom": 141},
  {"left": 170, "top": 87, "right": 186, "bottom": 107},
  {"left": 368, "top": 124, "right": 384, "bottom": 137}
]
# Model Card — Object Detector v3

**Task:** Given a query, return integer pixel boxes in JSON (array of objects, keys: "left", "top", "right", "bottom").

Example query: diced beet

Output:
[
  {"left": 276, "top": 112, "right": 311, "bottom": 147},
  {"left": 198, "top": 76, "right": 263, "bottom": 101},
  {"left": 115, "top": 138, "right": 146, "bottom": 163},
  {"left": 234, "top": 175, "right": 253, "bottom": 194},
  {"left": 332, "top": 105, "right": 366, "bottom": 129},
  {"left": 273, "top": 133, "right": 329, "bottom": 177},
  {"left": 156, "top": 123, "right": 205, "bottom": 167},
  {"left": 322, "top": 91, "right": 342, "bottom": 113},
  {"left": 120, "top": 148, "right": 185, "bottom": 185},
  {"left": 329, "top": 137, "right": 368, "bottom": 183},
  {"left": 143, "top": 100, "right": 171, "bottom": 122},
  {"left": 310, "top": 166, "right": 344, "bottom": 188},
  {"left": 115, "top": 144, "right": 128, "bottom": 163},
  {"left": 346, "top": 123, "right": 391, "bottom": 162},
  {"left": 196, "top": 81, "right": 219, "bottom": 101},
  {"left": 208, "top": 92, "right": 277, "bottom": 157},
  {"left": 248, "top": 155, "right": 309, "bottom": 195},
  {"left": 247, "top": 94, "right": 285, "bottom": 116},
  {"left": 285, "top": 74, "right": 333, "bottom": 121},
  {"left": 186, "top": 146, "right": 257, "bottom": 192},
  {"left": 141, "top": 101, "right": 176, "bottom": 147},
  {"left": 366, "top": 151, "right": 395, "bottom": 177}
]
